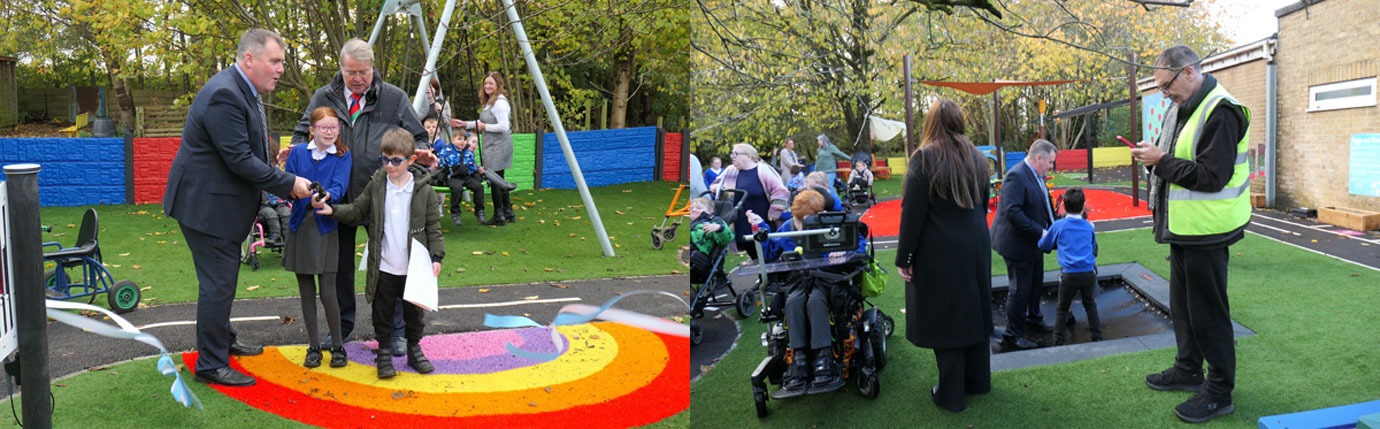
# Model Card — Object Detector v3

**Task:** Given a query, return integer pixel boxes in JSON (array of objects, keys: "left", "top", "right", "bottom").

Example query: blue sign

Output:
[{"left": 1349, "top": 134, "right": 1380, "bottom": 197}]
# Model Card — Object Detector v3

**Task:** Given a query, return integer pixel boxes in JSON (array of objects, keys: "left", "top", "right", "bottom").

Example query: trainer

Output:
[{"left": 1132, "top": 44, "right": 1250, "bottom": 424}]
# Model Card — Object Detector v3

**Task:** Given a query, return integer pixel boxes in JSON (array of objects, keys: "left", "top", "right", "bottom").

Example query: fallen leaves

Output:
[
  {"left": 130, "top": 265, "right": 143, "bottom": 269},
  {"left": 550, "top": 283, "right": 570, "bottom": 288},
  {"left": 279, "top": 315, "right": 296, "bottom": 325},
  {"left": 246, "top": 285, "right": 260, "bottom": 291},
  {"left": 478, "top": 289, "right": 491, "bottom": 293},
  {"left": 522, "top": 296, "right": 539, "bottom": 300}
]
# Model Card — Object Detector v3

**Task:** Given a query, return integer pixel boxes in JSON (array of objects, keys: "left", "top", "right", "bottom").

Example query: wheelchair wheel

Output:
[
  {"left": 880, "top": 313, "right": 895, "bottom": 338},
  {"left": 663, "top": 225, "right": 677, "bottom": 242},
  {"left": 735, "top": 289, "right": 758, "bottom": 318},
  {"left": 856, "top": 370, "right": 880, "bottom": 399},
  {"left": 108, "top": 280, "right": 140, "bottom": 314},
  {"left": 650, "top": 232, "right": 664, "bottom": 250},
  {"left": 690, "top": 319, "right": 702, "bottom": 346},
  {"left": 871, "top": 329, "right": 888, "bottom": 371},
  {"left": 754, "top": 391, "right": 769, "bottom": 419}
]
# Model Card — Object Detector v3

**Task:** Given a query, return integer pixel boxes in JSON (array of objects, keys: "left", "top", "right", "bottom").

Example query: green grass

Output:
[
  {"left": 0, "top": 356, "right": 686, "bottom": 428},
  {"left": 872, "top": 176, "right": 902, "bottom": 198},
  {"left": 37, "top": 181, "right": 690, "bottom": 309},
  {"left": 691, "top": 230, "right": 1380, "bottom": 427}
]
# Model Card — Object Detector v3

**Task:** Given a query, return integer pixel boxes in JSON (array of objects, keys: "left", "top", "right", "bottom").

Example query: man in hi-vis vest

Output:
[{"left": 1131, "top": 45, "right": 1250, "bottom": 424}]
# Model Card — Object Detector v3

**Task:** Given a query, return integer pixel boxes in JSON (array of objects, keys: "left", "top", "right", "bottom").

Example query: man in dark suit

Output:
[
  {"left": 164, "top": 28, "right": 311, "bottom": 387},
  {"left": 990, "top": 139, "right": 1057, "bottom": 350}
]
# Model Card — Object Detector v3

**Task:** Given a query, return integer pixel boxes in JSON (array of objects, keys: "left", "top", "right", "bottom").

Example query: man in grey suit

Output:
[{"left": 164, "top": 28, "right": 311, "bottom": 387}]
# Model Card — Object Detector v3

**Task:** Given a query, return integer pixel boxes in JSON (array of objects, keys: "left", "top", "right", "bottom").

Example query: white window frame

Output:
[{"left": 1307, "top": 77, "right": 1377, "bottom": 112}]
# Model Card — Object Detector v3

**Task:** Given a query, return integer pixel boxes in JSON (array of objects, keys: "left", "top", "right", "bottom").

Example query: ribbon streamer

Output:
[
  {"left": 44, "top": 299, "right": 203, "bottom": 410},
  {"left": 483, "top": 290, "right": 690, "bottom": 362}
]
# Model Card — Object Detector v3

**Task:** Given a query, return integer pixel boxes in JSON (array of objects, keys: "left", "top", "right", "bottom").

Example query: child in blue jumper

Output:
[{"left": 1037, "top": 187, "right": 1102, "bottom": 345}]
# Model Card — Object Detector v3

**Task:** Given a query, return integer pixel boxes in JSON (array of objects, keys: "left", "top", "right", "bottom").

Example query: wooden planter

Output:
[{"left": 1318, "top": 206, "right": 1380, "bottom": 231}]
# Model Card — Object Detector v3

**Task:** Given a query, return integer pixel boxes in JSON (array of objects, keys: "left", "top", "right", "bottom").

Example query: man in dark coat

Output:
[
  {"left": 165, "top": 28, "right": 311, "bottom": 387},
  {"left": 287, "top": 38, "right": 430, "bottom": 356},
  {"left": 989, "top": 139, "right": 1057, "bottom": 350}
]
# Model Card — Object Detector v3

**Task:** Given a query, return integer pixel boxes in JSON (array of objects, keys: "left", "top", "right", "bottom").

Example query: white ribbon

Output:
[{"left": 44, "top": 299, "right": 203, "bottom": 410}]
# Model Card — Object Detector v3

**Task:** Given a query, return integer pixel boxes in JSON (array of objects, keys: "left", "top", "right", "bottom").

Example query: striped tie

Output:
[{"left": 348, "top": 93, "right": 362, "bottom": 121}]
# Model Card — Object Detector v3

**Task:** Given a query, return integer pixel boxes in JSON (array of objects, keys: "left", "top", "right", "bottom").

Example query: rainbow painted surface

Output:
[{"left": 181, "top": 322, "right": 687, "bottom": 428}]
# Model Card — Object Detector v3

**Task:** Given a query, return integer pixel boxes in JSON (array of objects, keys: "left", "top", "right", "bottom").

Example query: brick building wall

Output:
[{"left": 1275, "top": 0, "right": 1380, "bottom": 211}]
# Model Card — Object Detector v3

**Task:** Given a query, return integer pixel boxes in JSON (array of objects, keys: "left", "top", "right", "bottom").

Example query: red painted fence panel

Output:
[
  {"left": 132, "top": 137, "right": 181, "bottom": 204},
  {"left": 662, "top": 132, "right": 682, "bottom": 182}
]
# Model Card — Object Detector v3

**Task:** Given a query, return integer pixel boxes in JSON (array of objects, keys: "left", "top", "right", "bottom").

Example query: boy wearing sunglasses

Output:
[{"left": 313, "top": 127, "right": 445, "bottom": 379}]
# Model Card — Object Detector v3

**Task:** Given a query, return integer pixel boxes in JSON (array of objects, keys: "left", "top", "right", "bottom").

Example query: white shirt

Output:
[
  {"left": 307, "top": 140, "right": 337, "bottom": 161},
  {"left": 470, "top": 95, "right": 510, "bottom": 133},
  {"left": 379, "top": 174, "right": 414, "bottom": 276}
]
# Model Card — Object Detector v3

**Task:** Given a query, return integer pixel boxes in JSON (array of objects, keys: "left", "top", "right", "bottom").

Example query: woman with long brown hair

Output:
[
  {"left": 452, "top": 72, "right": 514, "bottom": 226},
  {"left": 894, "top": 99, "right": 993, "bottom": 412}
]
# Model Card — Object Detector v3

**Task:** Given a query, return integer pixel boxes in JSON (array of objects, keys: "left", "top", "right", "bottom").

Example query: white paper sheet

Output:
[
  {"left": 402, "top": 238, "right": 439, "bottom": 311},
  {"left": 358, "top": 244, "right": 368, "bottom": 271}
]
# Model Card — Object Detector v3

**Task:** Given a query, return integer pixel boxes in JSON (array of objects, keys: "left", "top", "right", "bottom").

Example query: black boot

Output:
[
  {"left": 500, "top": 191, "right": 516, "bottom": 223},
  {"left": 303, "top": 345, "right": 323, "bottom": 368},
  {"left": 407, "top": 341, "right": 434, "bottom": 374},
  {"left": 329, "top": 346, "right": 348, "bottom": 368},
  {"left": 807, "top": 348, "right": 845, "bottom": 394},
  {"left": 772, "top": 349, "right": 811, "bottom": 399},
  {"left": 375, "top": 347, "right": 396, "bottom": 379},
  {"left": 475, "top": 209, "right": 488, "bottom": 225}
]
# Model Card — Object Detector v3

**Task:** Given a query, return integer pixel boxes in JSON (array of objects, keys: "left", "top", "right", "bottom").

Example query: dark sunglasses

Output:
[{"left": 379, "top": 155, "right": 409, "bottom": 166}]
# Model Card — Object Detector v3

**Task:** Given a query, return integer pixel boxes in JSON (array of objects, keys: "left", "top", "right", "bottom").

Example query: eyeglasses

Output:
[
  {"left": 379, "top": 155, "right": 408, "bottom": 166},
  {"left": 343, "top": 69, "right": 372, "bottom": 78},
  {"left": 1158, "top": 68, "right": 1185, "bottom": 95},
  {"left": 730, "top": 151, "right": 752, "bottom": 158},
  {"left": 313, "top": 125, "right": 339, "bottom": 132}
]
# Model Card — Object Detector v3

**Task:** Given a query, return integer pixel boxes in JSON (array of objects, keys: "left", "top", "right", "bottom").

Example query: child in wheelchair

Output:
[
  {"left": 745, "top": 189, "right": 875, "bottom": 401},
  {"left": 846, "top": 160, "right": 876, "bottom": 207},
  {"left": 257, "top": 191, "right": 291, "bottom": 248}
]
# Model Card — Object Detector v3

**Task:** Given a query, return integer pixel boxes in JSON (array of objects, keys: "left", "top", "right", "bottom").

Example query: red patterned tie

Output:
[{"left": 348, "top": 93, "right": 362, "bottom": 120}]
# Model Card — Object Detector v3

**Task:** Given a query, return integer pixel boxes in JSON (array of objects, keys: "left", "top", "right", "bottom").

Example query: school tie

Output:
[
  {"left": 348, "top": 92, "right": 362, "bottom": 121},
  {"left": 255, "top": 96, "right": 271, "bottom": 161},
  {"left": 1037, "top": 168, "right": 1055, "bottom": 225}
]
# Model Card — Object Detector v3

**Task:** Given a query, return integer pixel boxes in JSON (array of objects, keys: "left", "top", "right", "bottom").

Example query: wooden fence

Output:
[{"left": 135, "top": 105, "right": 187, "bottom": 137}]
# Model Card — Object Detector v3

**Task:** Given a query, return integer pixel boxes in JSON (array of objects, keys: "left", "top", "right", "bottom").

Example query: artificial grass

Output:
[
  {"left": 0, "top": 355, "right": 687, "bottom": 428},
  {"left": 36, "top": 181, "right": 689, "bottom": 309},
  {"left": 691, "top": 230, "right": 1380, "bottom": 427}
]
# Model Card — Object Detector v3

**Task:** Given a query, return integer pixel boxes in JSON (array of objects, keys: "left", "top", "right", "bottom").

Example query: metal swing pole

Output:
[
  {"left": 500, "top": 0, "right": 615, "bottom": 257},
  {"left": 410, "top": 0, "right": 457, "bottom": 118}
]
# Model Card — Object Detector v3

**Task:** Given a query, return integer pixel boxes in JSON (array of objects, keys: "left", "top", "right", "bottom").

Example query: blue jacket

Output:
[
  {"left": 1037, "top": 215, "right": 1098, "bottom": 273},
  {"left": 990, "top": 160, "right": 1055, "bottom": 261},
  {"left": 284, "top": 143, "right": 351, "bottom": 234}
]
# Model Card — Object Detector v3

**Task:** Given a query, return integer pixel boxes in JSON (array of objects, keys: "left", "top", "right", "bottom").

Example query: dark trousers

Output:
[
  {"left": 446, "top": 172, "right": 485, "bottom": 214},
  {"left": 373, "top": 272, "right": 426, "bottom": 344},
  {"left": 785, "top": 283, "right": 831, "bottom": 350},
  {"left": 932, "top": 340, "right": 991, "bottom": 412},
  {"left": 180, "top": 222, "right": 244, "bottom": 373},
  {"left": 335, "top": 223, "right": 405, "bottom": 340},
  {"left": 490, "top": 169, "right": 510, "bottom": 217},
  {"left": 1054, "top": 271, "right": 1101, "bottom": 342},
  {"left": 1169, "top": 244, "right": 1235, "bottom": 399},
  {"left": 1002, "top": 256, "right": 1045, "bottom": 339}
]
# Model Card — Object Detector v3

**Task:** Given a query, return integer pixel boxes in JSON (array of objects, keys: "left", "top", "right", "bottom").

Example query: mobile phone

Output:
[{"left": 1117, "top": 135, "right": 1139, "bottom": 149}]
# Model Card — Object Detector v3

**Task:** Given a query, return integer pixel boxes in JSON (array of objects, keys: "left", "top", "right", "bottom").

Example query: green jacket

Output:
[
  {"left": 327, "top": 168, "right": 445, "bottom": 303},
  {"left": 689, "top": 213, "right": 733, "bottom": 254}
]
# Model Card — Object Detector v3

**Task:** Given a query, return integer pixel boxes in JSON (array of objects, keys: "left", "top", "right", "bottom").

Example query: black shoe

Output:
[
  {"left": 931, "top": 384, "right": 965, "bottom": 413},
  {"left": 807, "top": 350, "right": 845, "bottom": 394},
  {"left": 1146, "top": 367, "right": 1204, "bottom": 392},
  {"left": 194, "top": 366, "right": 256, "bottom": 387},
  {"left": 1091, "top": 333, "right": 1103, "bottom": 342},
  {"left": 1173, "top": 393, "right": 1234, "bottom": 423},
  {"left": 475, "top": 210, "right": 488, "bottom": 225},
  {"left": 1053, "top": 336, "right": 1066, "bottom": 346},
  {"left": 229, "top": 341, "right": 263, "bottom": 356},
  {"left": 1002, "top": 336, "right": 1039, "bottom": 350},
  {"left": 390, "top": 336, "right": 407, "bottom": 357},
  {"left": 407, "top": 342, "right": 435, "bottom": 374},
  {"left": 1025, "top": 321, "right": 1053, "bottom": 333},
  {"left": 329, "top": 346, "right": 348, "bottom": 368},
  {"left": 486, "top": 215, "right": 506, "bottom": 226},
  {"left": 375, "top": 350, "right": 396, "bottom": 379},
  {"left": 773, "top": 350, "right": 810, "bottom": 399},
  {"left": 451, "top": 213, "right": 463, "bottom": 227},
  {"left": 303, "top": 345, "right": 323, "bottom": 368}
]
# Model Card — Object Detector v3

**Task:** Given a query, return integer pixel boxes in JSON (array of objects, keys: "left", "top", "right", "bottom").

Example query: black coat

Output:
[
  {"left": 164, "top": 67, "right": 295, "bottom": 240},
  {"left": 990, "top": 159, "right": 1054, "bottom": 261},
  {"left": 894, "top": 147, "right": 993, "bottom": 349}
]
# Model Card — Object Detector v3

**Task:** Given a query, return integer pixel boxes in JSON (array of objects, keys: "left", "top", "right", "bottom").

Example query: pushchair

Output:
[
  {"left": 845, "top": 173, "right": 877, "bottom": 209},
  {"left": 737, "top": 211, "right": 895, "bottom": 418},
  {"left": 688, "top": 189, "right": 751, "bottom": 346},
  {"left": 42, "top": 208, "right": 141, "bottom": 313}
]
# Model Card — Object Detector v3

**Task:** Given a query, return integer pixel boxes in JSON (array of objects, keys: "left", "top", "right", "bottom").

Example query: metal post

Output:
[
  {"left": 1086, "top": 113, "right": 1095, "bottom": 184},
  {"left": 5, "top": 164, "right": 51, "bottom": 428},
  {"left": 1128, "top": 52, "right": 1140, "bottom": 207},
  {"left": 1266, "top": 54, "right": 1278, "bottom": 208},
  {"left": 903, "top": 55, "right": 915, "bottom": 157},
  {"left": 411, "top": 0, "right": 457, "bottom": 117},
  {"left": 366, "top": 1, "right": 391, "bottom": 46},
  {"left": 501, "top": 0, "right": 615, "bottom": 256}
]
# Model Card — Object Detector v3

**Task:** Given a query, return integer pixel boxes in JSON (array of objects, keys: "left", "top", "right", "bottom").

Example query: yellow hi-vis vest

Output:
[{"left": 1166, "top": 84, "right": 1252, "bottom": 236}]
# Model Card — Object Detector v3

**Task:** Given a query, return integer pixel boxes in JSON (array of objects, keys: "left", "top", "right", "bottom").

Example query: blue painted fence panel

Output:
[
  {"left": 540, "top": 127, "right": 657, "bottom": 189},
  {"left": 0, "top": 138, "right": 127, "bottom": 206}
]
